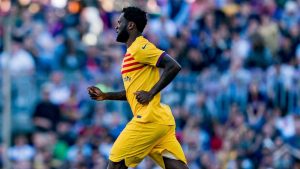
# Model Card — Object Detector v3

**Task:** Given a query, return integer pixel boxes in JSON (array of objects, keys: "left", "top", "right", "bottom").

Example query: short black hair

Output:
[{"left": 122, "top": 6, "right": 147, "bottom": 33}]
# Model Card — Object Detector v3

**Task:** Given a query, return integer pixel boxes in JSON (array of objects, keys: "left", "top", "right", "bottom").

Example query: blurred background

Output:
[{"left": 1, "top": 0, "right": 300, "bottom": 168}]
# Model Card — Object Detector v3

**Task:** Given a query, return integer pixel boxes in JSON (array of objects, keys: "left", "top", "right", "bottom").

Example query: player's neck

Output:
[{"left": 126, "top": 32, "right": 142, "bottom": 48}]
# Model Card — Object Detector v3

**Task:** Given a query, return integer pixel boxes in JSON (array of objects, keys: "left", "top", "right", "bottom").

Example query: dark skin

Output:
[
  {"left": 87, "top": 13, "right": 181, "bottom": 105},
  {"left": 134, "top": 54, "right": 181, "bottom": 105},
  {"left": 87, "top": 12, "right": 188, "bottom": 169},
  {"left": 87, "top": 54, "right": 180, "bottom": 104}
]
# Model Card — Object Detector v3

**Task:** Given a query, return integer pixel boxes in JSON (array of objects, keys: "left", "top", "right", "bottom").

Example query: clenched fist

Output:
[
  {"left": 87, "top": 86, "right": 107, "bottom": 101},
  {"left": 134, "top": 90, "right": 154, "bottom": 105}
]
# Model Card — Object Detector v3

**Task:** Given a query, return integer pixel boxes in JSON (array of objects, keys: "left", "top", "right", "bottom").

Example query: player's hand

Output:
[
  {"left": 87, "top": 86, "right": 106, "bottom": 101},
  {"left": 134, "top": 90, "right": 154, "bottom": 105}
]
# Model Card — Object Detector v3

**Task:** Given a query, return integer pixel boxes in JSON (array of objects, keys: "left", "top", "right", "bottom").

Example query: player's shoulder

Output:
[{"left": 133, "top": 36, "right": 157, "bottom": 52}]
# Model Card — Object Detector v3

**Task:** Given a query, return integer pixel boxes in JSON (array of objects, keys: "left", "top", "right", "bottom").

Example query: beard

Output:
[{"left": 116, "top": 27, "right": 129, "bottom": 43}]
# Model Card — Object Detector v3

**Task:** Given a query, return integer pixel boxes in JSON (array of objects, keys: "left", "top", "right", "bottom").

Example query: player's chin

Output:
[
  {"left": 116, "top": 37, "right": 124, "bottom": 43},
  {"left": 116, "top": 34, "right": 127, "bottom": 43}
]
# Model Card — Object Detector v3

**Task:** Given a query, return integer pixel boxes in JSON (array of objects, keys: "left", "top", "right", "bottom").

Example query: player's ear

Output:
[{"left": 127, "top": 21, "right": 135, "bottom": 30}]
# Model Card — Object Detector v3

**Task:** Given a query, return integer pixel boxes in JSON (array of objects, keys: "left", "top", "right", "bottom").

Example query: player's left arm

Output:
[{"left": 135, "top": 54, "right": 181, "bottom": 105}]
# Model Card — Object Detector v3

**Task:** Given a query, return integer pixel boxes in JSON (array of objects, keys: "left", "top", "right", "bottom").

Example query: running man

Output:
[{"left": 88, "top": 6, "right": 189, "bottom": 169}]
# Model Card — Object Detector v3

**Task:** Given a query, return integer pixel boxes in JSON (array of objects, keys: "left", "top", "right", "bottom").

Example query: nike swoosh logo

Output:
[{"left": 142, "top": 44, "right": 147, "bottom": 49}]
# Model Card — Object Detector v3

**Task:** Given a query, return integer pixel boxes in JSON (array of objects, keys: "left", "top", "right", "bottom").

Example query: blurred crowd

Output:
[{"left": 1, "top": 0, "right": 300, "bottom": 168}]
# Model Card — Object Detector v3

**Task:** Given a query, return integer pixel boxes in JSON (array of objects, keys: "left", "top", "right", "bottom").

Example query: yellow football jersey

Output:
[{"left": 121, "top": 36, "right": 175, "bottom": 125}]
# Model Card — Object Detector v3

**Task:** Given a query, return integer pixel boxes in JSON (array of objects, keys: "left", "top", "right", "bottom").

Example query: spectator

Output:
[
  {"left": 67, "top": 136, "right": 92, "bottom": 162},
  {"left": 163, "top": 0, "right": 190, "bottom": 27},
  {"left": 0, "top": 35, "right": 35, "bottom": 76},
  {"left": 280, "top": 1, "right": 300, "bottom": 30},
  {"left": 32, "top": 84, "right": 61, "bottom": 131},
  {"left": 60, "top": 38, "right": 86, "bottom": 72},
  {"left": 245, "top": 32, "right": 273, "bottom": 70},
  {"left": 231, "top": 27, "right": 250, "bottom": 60},
  {"left": 148, "top": 14, "right": 177, "bottom": 50},
  {"left": 277, "top": 33, "right": 296, "bottom": 64},
  {"left": 184, "top": 47, "right": 206, "bottom": 72},
  {"left": 275, "top": 108, "right": 296, "bottom": 139},
  {"left": 259, "top": 12, "right": 279, "bottom": 56},
  {"left": 9, "top": 134, "right": 35, "bottom": 163},
  {"left": 47, "top": 71, "right": 71, "bottom": 105},
  {"left": 188, "top": 92, "right": 212, "bottom": 131}
]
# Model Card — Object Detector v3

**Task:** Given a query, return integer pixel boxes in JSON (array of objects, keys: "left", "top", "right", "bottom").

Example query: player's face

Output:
[{"left": 116, "top": 13, "right": 129, "bottom": 43}]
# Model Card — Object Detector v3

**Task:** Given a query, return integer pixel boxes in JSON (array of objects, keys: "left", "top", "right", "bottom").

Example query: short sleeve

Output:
[{"left": 133, "top": 42, "right": 166, "bottom": 67}]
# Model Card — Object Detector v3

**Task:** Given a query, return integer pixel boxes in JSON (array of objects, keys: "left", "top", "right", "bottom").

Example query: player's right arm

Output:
[{"left": 87, "top": 86, "right": 127, "bottom": 101}]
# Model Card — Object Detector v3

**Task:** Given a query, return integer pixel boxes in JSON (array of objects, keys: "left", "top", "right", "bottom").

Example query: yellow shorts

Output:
[{"left": 109, "top": 120, "right": 187, "bottom": 168}]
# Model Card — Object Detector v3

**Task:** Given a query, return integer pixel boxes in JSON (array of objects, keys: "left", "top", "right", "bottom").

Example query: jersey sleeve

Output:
[{"left": 133, "top": 42, "right": 166, "bottom": 67}]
